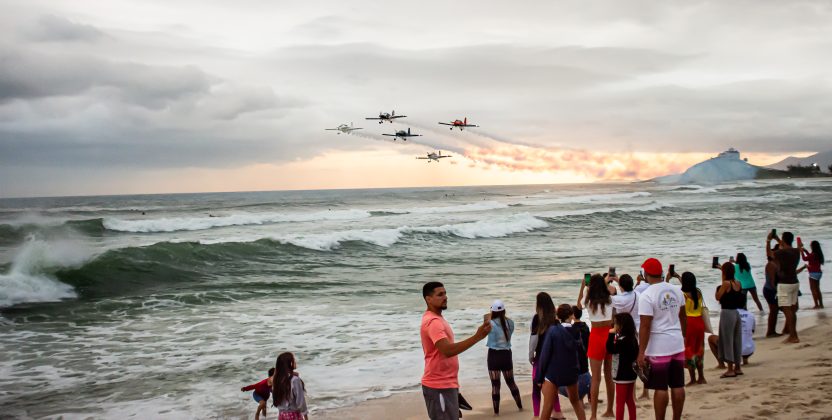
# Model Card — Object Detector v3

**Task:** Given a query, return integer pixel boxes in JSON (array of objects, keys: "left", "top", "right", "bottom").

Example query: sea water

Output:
[{"left": 1, "top": 180, "right": 830, "bottom": 418}]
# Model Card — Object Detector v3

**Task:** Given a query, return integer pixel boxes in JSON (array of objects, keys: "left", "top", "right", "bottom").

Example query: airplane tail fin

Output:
[
  {"left": 392, "top": 110, "right": 395, "bottom": 116},
  {"left": 408, "top": 127, "right": 411, "bottom": 134},
  {"left": 464, "top": 117, "right": 467, "bottom": 125}
]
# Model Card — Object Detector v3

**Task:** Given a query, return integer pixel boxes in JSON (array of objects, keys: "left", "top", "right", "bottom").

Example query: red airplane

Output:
[{"left": 438, "top": 117, "right": 479, "bottom": 131}]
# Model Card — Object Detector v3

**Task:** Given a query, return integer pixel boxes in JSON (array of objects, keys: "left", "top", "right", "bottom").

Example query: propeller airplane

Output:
[
  {"left": 325, "top": 122, "right": 363, "bottom": 134},
  {"left": 438, "top": 117, "right": 479, "bottom": 131},
  {"left": 417, "top": 150, "right": 452, "bottom": 162},
  {"left": 366, "top": 110, "right": 407, "bottom": 124},
  {"left": 383, "top": 127, "right": 422, "bottom": 141}
]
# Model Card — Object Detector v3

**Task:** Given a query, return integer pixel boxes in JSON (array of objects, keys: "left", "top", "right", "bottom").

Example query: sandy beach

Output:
[{"left": 318, "top": 309, "right": 832, "bottom": 420}]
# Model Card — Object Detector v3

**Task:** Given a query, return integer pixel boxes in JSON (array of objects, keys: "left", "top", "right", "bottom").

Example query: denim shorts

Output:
[{"left": 809, "top": 272, "right": 822, "bottom": 281}]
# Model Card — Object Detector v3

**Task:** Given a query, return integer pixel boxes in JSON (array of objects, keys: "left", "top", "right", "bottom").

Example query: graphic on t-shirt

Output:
[{"left": 659, "top": 292, "right": 679, "bottom": 311}]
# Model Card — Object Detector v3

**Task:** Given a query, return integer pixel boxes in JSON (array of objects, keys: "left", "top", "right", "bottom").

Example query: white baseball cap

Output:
[{"left": 491, "top": 299, "right": 505, "bottom": 312}]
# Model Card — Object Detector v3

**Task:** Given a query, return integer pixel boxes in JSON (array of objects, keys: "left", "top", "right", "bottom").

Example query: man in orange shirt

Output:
[{"left": 421, "top": 282, "right": 492, "bottom": 420}]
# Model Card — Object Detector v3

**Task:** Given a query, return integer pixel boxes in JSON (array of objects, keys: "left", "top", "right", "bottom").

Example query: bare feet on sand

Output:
[
  {"left": 783, "top": 337, "right": 800, "bottom": 344},
  {"left": 602, "top": 410, "right": 614, "bottom": 417},
  {"left": 698, "top": 377, "right": 707, "bottom": 385},
  {"left": 686, "top": 380, "right": 698, "bottom": 387}
]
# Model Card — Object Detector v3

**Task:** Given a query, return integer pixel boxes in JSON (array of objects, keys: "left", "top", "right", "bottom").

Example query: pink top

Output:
[
  {"left": 421, "top": 310, "right": 459, "bottom": 389},
  {"left": 802, "top": 250, "right": 822, "bottom": 273}
]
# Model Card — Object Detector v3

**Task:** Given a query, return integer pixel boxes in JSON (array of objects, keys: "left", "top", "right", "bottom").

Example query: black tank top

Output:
[{"left": 717, "top": 281, "right": 746, "bottom": 310}]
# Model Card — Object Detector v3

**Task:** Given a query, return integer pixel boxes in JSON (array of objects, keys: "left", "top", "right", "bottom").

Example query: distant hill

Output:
[
  {"left": 652, "top": 148, "right": 766, "bottom": 184},
  {"left": 650, "top": 148, "right": 829, "bottom": 184},
  {"left": 767, "top": 150, "right": 832, "bottom": 172}
]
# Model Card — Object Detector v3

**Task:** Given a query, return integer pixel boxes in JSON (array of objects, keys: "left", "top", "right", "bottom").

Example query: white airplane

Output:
[
  {"left": 325, "top": 122, "right": 363, "bottom": 134},
  {"left": 438, "top": 117, "right": 479, "bottom": 131},
  {"left": 417, "top": 150, "right": 452, "bottom": 162},
  {"left": 383, "top": 127, "right": 422, "bottom": 141},
  {"left": 366, "top": 110, "right": 407, "bottom": 124}
]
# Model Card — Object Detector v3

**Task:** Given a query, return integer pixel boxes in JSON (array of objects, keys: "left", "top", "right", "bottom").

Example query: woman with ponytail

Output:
[{"left": 485, "top": 299, "right": 523, "bottom": 415}]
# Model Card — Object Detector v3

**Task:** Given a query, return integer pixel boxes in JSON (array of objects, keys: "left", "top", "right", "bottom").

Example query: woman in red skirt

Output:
[{"left": 681, "top": 272, "right": 706, "bottom": 385}]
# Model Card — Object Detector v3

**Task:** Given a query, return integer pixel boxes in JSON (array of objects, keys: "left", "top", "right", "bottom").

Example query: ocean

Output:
[{"left": 1, "top": 180, "right": 830, "bottom": 418}]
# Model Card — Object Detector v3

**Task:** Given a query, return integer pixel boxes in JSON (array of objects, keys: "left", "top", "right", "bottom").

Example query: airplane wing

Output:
[
  {"left": 389, "top": 115, "right": 407, "bottom": 119},
  {"left": 365, "top": 117, "right": 382, "bottom": 120},
  {"left": 325, "top": 128, "right": 339, "bottom": 130},
  {"left": 416, "top": 157, "right": 429, "bottom": 159},
  {"left": 347, "top": 127, "right": 363, "bottom": 130},
  {"left": 382, "top": 134, "right": 397, "bottom": 136},
  {"left": 438, "top": 122, "right": 453, "bottom": 126},
  {"left": 463, "top": 124, "right": 479, "bottom": 127}
]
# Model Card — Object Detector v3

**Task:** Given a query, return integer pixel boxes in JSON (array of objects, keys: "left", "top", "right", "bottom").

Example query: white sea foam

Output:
[
  {"left": 103, "top": 209, "right": 373, "bottom": 233},
  {"left": 534, "top": 202, "right": 671, "bottom": 218},
  {"left": 408, "top": 212, "right": 548, "bottom": 238},
  {"left": 196, "top": 213, "right": 548, "bottom": 250},
  {"left": 0, "top": 239, "right": 87, "bottom": 307},
  {"left": 276, "top": 228, "right": 404, "bottom": 251}
]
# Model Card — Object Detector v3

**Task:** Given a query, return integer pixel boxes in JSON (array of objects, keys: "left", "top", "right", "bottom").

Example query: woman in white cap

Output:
[{"left": 486, "top": 299, "right": 523, "bottom": 415}]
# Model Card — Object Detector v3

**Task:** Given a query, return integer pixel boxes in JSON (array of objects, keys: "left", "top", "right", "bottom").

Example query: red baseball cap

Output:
[{"left": 641, "top": 258, "right": 663, "bottom": 276}]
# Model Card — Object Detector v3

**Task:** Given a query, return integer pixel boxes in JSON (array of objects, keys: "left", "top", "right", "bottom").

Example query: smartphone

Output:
[
  {"left": 584, "top": 273, "right": 592, "bottom": 285},
  {"left": 609, "top": 267, "right": 616, "bottom": 277},
  {"left": 771, "top": 228, "right": 777, "bottom": 236},
  {"left": 669, "top": 264, "right": 675, "bottom": 275},
  {"left": 797, "top": 237, "right": 803, "bottom": 247},
  {"left": 483, "top": 313, "right": 491, "bottom": 323},
  {"left": 712, "top": 256, "right": 719, "bottom": 269}
]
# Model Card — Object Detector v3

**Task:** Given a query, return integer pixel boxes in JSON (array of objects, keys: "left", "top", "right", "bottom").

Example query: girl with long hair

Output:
[
  {"left": 530, "top": 292, "right": 564, "bottom": 419},
  {"left": 272, "top": 352, "right": 308, "bottom": 420},
  {"left": 734, "top": 253, "right": 763, "bottom": 311},
  {"left": 606, "top": 313, "right": 638, "bottom": 420},
  {"left": 485, "top": 299, "right": 522, "bottom": 415},
  {"left": 681, "top": 272, "right": 706, "bottom": 385},
  {"left": 801, "top": 240, "right": 825, "bottom": 309},
  {"left": 578, "top": 274, "right": 614, "bottom": 419},
  {"left": 715, "top": 263, "right": 745, "bottom": 378}
]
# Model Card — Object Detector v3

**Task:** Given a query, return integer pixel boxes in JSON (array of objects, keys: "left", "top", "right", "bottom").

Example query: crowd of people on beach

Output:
[
  {"left": 418, "top": 230, "right": 824, "bottom": 420},
  {"left": 238, "top": 230, "right": 824, "bottom": 420}
]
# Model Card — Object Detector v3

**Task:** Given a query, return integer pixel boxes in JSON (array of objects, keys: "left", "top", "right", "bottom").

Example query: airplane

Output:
[
  {"left": 438, "top": 117, "right": 479, "bottom": 131},
  {"left": 417, "top": 150, "right": 452, "bottom": 162},
  {"left": 366, "top": 110, "right": 407, "bottom": 124},
  {"left": 382, "top": 127, "right": 422, "bottom": 141},
  {"left": 325, "top": 122, "right": 363, "bottom": 134}
]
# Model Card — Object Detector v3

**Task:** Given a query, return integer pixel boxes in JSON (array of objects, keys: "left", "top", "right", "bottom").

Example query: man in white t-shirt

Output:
[
  {"left": 637, "top": 258, "right": 687, "bottom": 420},
  {"left": 611, "top": 274, "right": 640, "bottom": 332}
]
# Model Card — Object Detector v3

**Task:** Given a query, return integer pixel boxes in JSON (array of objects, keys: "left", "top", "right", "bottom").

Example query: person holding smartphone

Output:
[
  {"left": 769, "top": 231, "right": 801, "bottom": 344},
  {"left": 578, "top": 274, "right": 615, "bottom": 419},
  {"left": 484, "top": 299, "right": 523, "bottom": 415},
  {"left": 800, "top": 240, "right": 825, "bottom": 309},
  {"left": 420, "top": 282, "right": 492, "bottom": 420}
]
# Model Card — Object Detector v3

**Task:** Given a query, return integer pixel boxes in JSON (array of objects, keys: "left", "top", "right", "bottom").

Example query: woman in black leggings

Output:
[{"left": 486, "top": 299, "right": 522, "bottom": 414}]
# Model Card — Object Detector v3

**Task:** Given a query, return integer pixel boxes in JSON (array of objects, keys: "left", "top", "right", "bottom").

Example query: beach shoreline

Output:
[{"left": 315, "top": 307, "right": 832, "bottom": 420}]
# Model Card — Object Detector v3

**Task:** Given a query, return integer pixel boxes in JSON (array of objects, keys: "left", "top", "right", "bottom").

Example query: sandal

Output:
[{"left": 719, "top": 372, "right": 737, "bottom": 378}]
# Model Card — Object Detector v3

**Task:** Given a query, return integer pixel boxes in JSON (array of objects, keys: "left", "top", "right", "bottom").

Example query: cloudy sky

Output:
[{"left": 2, "top": 0, "right": 831, "bottom": 197}]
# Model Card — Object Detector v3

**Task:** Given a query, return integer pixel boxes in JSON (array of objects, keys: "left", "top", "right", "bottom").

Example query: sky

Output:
[{"left": 1, "top": 0, "right": 831, "bottom": 198}]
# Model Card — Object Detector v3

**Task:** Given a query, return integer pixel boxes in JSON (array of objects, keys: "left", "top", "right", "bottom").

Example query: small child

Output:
[
  {"left": 738, "top": 308, "right": 756, "bottom": 365},
  {"left": 606, "top": 313, "right": 638, "bottom": 420},
  {"left": 241, "top": 367, "right": 274, "bottom": 420}
]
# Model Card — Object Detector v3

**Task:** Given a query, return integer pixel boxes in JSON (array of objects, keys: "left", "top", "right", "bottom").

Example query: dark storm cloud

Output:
[
  {"left": 0, "top": 47, "right": 213, "bottom": 107},
  {"left": 24, "top": 14, "right": 105, "bottom": 42}
]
